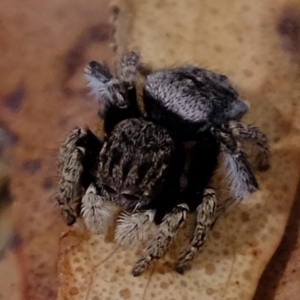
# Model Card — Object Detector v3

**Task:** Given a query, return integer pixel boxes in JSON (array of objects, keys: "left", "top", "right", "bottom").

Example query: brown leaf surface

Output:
[
  {"left": 57, "top": 1, "right": 300, "bottom": 300},
  {"left": 1, "top": 0, "right": 300, "bottom": 299}
]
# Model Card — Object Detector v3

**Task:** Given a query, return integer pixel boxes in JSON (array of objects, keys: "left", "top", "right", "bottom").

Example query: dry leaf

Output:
[
  {"left": 57, "top": 1, "right": 300, "bottom": 300},
  {"left": 0, "top": 0, "right": 299, "bottom": 299}
]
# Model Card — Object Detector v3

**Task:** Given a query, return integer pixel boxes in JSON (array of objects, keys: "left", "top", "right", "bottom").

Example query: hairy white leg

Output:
[
  {"left": 131, "top": 204, "right": 189, "bottom": 277},
  {"left": 115, "top": 209, "right": 155, "bottom": 248},
  {"left": 213, "top": 128, "right": 258, "bottom": 200},
  {"left": 84, "top": 52, "right": 143, "bottom": 119},
  {"left": 81, "top": 183, "right": 112, "bottom": 235},
  {"left": 222, "top": 151, "right": 258, "bottom": 201},
  {"left": 84, "top": 62, "right": 115, "bottom": 99},
  {"left": 175, "top": 189, "right": 217, "bottom": 274},
  {"left": 84, "top": 61, "right": 126, "bottom": 118}
]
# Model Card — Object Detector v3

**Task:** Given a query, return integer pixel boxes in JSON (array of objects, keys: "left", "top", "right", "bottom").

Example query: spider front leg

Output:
[
  {"left": 56, "top": 128, "right": 102, "bottom": 225},
  {"left": 84, "top": 61, "right": 124, "bottom": 118},
  {"left": 212, "top": 128, "right": 258, "bottom": 200},
  {"left": 175, "top": 188, "right": 217, "bottom": 274},
  {"left": 81, "top": 183, "right": 114, "bottom": 234},
  {"left": 225, "top": 121, "right": 270, "bottom": 171},
  {"left": 131, "top": 203, "right": 189, "bottom": 277}
]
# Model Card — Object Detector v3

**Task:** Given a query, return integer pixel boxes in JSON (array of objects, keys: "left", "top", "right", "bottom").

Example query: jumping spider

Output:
[{"left": 56, "top": 51, "right": 269, "bottom": 276}]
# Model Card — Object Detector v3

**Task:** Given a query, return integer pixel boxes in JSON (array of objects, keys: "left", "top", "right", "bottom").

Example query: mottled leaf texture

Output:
[{"left": 1, "top": 0, "right": 300, "bottom": 300}]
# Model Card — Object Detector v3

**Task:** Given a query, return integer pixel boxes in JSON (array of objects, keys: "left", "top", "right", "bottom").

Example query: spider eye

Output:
[
  {"left": 122, "top": 193, "right": 139, "bottom": 201},
  {"left": 102, "top": 184, "right": 117, "bottom": 194}
]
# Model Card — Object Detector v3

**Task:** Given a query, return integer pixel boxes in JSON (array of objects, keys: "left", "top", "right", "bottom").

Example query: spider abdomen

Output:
[{"left": 144, "top": 66, "right": 249, "bottom": 136}]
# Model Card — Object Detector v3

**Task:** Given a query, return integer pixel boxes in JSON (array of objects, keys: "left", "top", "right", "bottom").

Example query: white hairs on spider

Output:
[
  {"left": 115, "top": 210, "right": 155, "bottom": 248},
  {"left": 84, "top": 67, "right": 117, "bottom": 103},
  {"left": 222, "top": 152, "right": 253, "bottom": 201},
  {"left": 81, "top": 183, "right": 112, "bottom": 234}
]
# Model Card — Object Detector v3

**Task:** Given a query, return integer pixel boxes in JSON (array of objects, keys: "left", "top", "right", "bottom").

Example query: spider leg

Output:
[
  {"left": 114, "top": 209, "right": 155, "bottom": 248},
  {"left": 84, "top": 61, "right": 122, "bottom": 118},
  {"left": 173, "top": 133, "right": 219, "bottom": 273},
  {"left": 175, "top": 188, "right": 217, "bottom": 274},
  {"left": 117, "top": 50, "right": 153, "bottom": 79},
  {"left": 57, "top": 128, "right": 103, "bottom": 225},
  {"left": 85, "top": 53, "right": 142, "bottom": 133},
  {"left": 212, "top": 128, "right": 258, "bottom": 200},
  {"left": 225, "top": 121, "right": 270, "bottom": 170},
  {"left": 105, "top": 52, "right": 142, "bottom": 131},
  {"left": 116, "top": 51, "right": 141, "bottom": 87},
  {"left": 131, "top": 203, "right": 189, "bottom": 277},
  {"left": 81, "top": 183, "right": 112, "bottom": 234},
  {"left": 57, "top": 128, "right": 86, "bottom": 225},
  {"left": 57, "top": 150, "right": 83, "bottom": 225}
]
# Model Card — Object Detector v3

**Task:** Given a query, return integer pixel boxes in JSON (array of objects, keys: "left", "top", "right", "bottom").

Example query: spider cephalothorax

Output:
[{"left": 56, "top": 51, "right": 269, "bottom": 276}]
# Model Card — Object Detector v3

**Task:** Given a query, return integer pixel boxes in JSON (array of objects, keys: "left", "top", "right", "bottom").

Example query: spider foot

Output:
[
  {"left": 131, "top": 257, "right": 150, "bottom": 277},
  {"left": 131, "top": 204, "right": 189, "bottom": 276},
  {"left": 175, "top": 189, "right": 216, "bottom": 274},
  {"left": 174, "top": 250, "right": 195, "bottom": 275}
]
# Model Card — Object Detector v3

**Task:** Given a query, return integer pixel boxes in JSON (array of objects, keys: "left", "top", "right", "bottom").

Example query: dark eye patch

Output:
[{"left": 122, "top": 193, "right": 139, "bottom": 201}]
